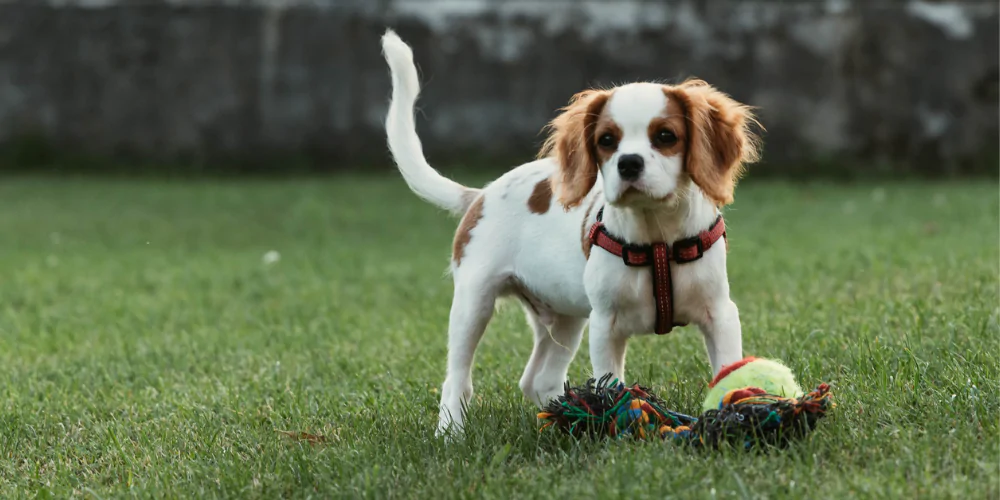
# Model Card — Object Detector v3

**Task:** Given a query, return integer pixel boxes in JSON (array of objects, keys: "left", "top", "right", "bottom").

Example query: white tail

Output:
[{"left": 381, "top": 29, "right": 479, "bottom": 215}]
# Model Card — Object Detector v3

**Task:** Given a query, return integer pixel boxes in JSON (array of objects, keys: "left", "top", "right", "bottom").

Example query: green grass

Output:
[{"left": 0, "top": 176, "right": 997, "bottom": 499}]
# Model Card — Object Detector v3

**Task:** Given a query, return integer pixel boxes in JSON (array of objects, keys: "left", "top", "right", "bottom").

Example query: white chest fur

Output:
[{"left": 584, "top": 241, "right": 729, "bottom": 336}]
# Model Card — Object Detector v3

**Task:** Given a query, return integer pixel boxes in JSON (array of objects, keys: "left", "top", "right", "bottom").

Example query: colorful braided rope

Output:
[{"left": 538, "top": 375, "right": 834, "bottom": 449}]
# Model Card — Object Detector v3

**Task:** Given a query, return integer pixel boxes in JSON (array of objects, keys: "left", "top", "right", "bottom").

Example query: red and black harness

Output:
[{"left": 587, "top": 207, "right": 727, "bottom": 335}]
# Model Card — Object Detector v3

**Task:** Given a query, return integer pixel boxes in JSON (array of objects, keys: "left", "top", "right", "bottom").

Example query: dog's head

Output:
[{"left": 540, "top": 80, "right": 760, "bottom": 209}]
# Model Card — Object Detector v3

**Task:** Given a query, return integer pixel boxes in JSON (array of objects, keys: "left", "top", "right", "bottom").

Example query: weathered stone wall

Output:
[{"left": 0, "top": 0, "right": 996, "bottom": 175}]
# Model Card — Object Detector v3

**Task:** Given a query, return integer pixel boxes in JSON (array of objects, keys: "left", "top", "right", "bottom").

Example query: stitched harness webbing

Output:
[{"left": 587, "top": 208, "right": 727, "bottom": 334}]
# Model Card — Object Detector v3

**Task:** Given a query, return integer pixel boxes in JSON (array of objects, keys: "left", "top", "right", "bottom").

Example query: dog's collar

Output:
[{"left": 587, "top": 207, "right": 727, "bottom": 335}]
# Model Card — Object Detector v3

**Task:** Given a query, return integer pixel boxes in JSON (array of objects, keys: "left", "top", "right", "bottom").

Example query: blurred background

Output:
[
  {"left": 0, "top": 0, "right": 996, "bottom": 177},
  {"left": 1, "top": 3, "right": 998, "bottom": 495}
]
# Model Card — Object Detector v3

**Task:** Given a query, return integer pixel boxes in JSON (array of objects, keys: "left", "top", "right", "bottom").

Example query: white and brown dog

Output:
[{"left": 381, "top": 30, "right": 761, "bottom": 435}]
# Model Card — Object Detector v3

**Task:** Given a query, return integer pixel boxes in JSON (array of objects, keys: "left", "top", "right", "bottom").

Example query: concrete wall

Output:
[{"left": 0, "top": 0, "right": 996, "bottom": 175}]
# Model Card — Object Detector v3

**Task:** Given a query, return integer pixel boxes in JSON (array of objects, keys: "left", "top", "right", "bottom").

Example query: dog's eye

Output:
[
  {"left": 654, "top": 129, "right": 677, "bottom": 146},
  {"left": 597, "top": 133, "right": 617, "bottom": 148}
]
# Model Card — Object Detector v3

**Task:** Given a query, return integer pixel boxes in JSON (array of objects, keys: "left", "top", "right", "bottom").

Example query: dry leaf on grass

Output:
[{"left": 278, "top": 430, "right": 331, "bottom": 445}]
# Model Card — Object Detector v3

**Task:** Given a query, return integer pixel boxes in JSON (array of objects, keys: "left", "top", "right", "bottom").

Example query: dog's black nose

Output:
[{"left": 617, "top": 154, "right": 644, "bottom": 181}]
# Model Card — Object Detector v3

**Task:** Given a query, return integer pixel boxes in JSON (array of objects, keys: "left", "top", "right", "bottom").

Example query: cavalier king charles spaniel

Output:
[{"left": 380, "top": 30, "right": 761, "bottom": 435}]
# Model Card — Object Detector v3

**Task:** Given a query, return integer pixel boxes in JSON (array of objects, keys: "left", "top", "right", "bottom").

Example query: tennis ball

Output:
[{"left": 702, "top": 357, "right": 803, "bottom": 412}]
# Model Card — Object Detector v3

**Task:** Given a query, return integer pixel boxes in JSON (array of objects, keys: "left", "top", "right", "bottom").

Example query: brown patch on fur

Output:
[
  {"left": 452, "top": 195, "right": 485, "bottom": 266},
  {"left": 580, "top": 191, "right": 601, "bottom": 258},
  {"left": 592, "top": 117, "right": 622, "bottom": 166},
  {"left": 664, "top": 80, "right": 761, "bottom": 206},
  {"left": 527, "top": 178, "right": 553, "bottom": 214},
  {"left": 539, "top": 89, "right": 612, "bottom": 209},
  {"left": 647, "top": 97, "right": 688, "bottom": 158}
]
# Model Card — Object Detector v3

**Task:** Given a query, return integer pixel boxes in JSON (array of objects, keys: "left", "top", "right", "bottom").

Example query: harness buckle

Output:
[
  {"left": 673, "top": 237, "right": 705, "bottom": 263},
  {"left": 620, "top": 243, "right": 648, "bottom": 267}
]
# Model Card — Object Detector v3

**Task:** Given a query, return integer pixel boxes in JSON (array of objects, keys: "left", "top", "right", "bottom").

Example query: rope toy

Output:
[{"left": 537, "top": 357, "right": 834, "bottom": 449}]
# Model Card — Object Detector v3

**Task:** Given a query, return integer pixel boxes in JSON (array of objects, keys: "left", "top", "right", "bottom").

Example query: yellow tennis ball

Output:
[{"left": 702, "top": 357, "right": 803, "bottom": 412}]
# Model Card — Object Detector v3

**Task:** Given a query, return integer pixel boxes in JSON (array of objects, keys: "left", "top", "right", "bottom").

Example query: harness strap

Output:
[{"left": 587, "top": 208, "right": 727, "bottom": 335}]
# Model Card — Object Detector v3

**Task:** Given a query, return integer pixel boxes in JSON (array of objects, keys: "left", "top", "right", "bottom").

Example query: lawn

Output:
[{"left": 0, "top": 175, "right": 997, "bottom": 499}]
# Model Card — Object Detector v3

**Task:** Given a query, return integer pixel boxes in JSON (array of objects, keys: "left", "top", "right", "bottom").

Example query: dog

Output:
[{"left": 380, "top": 30, "right": 761, "bottom": 435}]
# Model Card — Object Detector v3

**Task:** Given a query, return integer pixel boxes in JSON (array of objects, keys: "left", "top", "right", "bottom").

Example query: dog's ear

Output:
[
  {"left": 668, "top": 80, "right": 761, "bottom": 206},
  {"left": 539, "top": 89, "right": 611, "bottom": 209}
]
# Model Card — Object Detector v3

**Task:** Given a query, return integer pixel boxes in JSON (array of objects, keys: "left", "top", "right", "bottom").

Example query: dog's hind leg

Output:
[
  {"left": 436, "top": 272, "right": 498, "bottom": 437},
  {"left": 518, "top": 311, "right": 552, "bottom": 405},
  {"left": 519, "top": 314, "right": 587, "bottom": 407}
]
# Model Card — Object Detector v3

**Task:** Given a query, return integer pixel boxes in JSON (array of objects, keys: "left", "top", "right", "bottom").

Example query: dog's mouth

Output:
[
  {"left": 612, "top": 185, "right": 673, "bottom": 207},
  {"left": 621, "top": 186, "right": 647, "bottom": 200}
]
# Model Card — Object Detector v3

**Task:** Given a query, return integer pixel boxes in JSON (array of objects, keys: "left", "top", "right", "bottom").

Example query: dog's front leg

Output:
[
  {"left": 588, "top": 311, "right": 628, "bottom": 384},
  {"left": 699, "top": 299, "right": 743, "bottom": 375}
]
